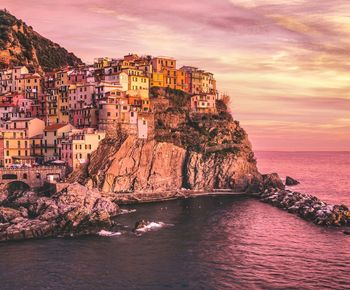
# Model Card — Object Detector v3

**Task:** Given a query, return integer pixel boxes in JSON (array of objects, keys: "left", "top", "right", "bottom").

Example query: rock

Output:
[
  {"left": 286, "top": 176, "right": 300, "bottom": 186},
  {"left": 0, "top": 207, "right": 22, "bottom": 223},
  {"left": 70, "top": 116, "right": 263, "bottom": 194},
  {"left": 0, "top": 183, "right": 121, "bottom": 242},
  {"left": 133, "top": 220, "right": 150, "bottom": 232},
  {"left": 343, "top": 230, "right": 350, "bottom": 235},
  {"left": 257, "top": 188, "right": 350, "bottom": 227},
  {"left": 0, "top": 188, "right": 8, "bottom": 205},
  {"left": 262, "top": 173, "right": 285, "bottom": 190}
]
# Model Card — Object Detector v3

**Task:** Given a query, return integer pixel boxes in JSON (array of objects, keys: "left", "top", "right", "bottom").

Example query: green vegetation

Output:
[
  {"left": 150, "top": 86, "right": 191, "bottom": 108},
  {"left": 0, "top": 9, "right": 83, "bottom": 71}
]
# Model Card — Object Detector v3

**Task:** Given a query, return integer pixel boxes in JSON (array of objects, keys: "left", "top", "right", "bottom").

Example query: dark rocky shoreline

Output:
[
  {"left": 0, "top": 183, "right": 119, "bottom": 242},
  {"left": 256, "top": 174, "right": 350, "bottom": 227},
  {"left": 1, "top": 174, "right": 350, "bottom": 242}
]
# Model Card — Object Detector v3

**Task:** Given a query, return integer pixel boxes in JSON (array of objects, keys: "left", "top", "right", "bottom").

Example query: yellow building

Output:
[
  {"left": 15, "top": 73, "right": 42, "bottom": 99},
  {"left": 0, "top": 118, "right": 45, "bottom": 167},
  {"left": 55, "top": 70, "right": 69, "bottom": 87},
  {"left": 94, "top": 57, "right": 112, "bottom": 69},
  {"left": 57, "top": 85, "right": 70, "bottom": 124},
  {"left": 119, "top": 71, "right": 149, "bottom": 99},
  {"left": 150, "top": 72, "right": 164, "bottom": 87},
  {"left": 43, "top": 123, "right": 74, "bottom": 161},
  {"left": 201, "top": 72, "right": 216, "bottom": 94}
]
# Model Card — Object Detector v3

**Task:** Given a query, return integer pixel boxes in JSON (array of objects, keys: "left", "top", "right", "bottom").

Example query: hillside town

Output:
[{"left": 0, "top": 54, "right": 223, "bottom": 171}]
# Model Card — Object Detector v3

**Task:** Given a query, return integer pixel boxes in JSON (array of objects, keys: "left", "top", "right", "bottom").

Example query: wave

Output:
[
  {"left": 135, "top": 222, "right": 173, "bottom": 233},
  {"left": 119, "top": 209, "right": 137, "bottom": 215},
  {"left": 98, "top": 230, "right": 122, "bottom": 237}
]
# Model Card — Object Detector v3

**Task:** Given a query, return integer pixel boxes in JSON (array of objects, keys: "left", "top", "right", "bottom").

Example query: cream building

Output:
[{"left": 60, "top": 128, "right": 106, "bottom": 169}]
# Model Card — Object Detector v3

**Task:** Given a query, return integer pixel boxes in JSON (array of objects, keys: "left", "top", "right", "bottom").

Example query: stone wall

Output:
[{"left": 0, "top": 166, "right": 66, "bottom": 188}]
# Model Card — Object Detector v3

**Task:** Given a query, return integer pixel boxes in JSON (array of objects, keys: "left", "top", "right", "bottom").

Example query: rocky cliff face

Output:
[
  {"left": 0, "top": 10, "right": 82, "bottom": 71},
  {"left": 74, "top": 92, "right": 262, "bottom": 194}
]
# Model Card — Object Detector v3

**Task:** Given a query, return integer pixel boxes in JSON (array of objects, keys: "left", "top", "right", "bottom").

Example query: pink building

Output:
[
  {"left": 190, "top": 94, "right": 217, "bottom": 114},
  {"left": 68, "top": 70, "right": 87, "bottom": 84},
  {"left": 69, "top": 83, "right": 95, "bottom": 127}
]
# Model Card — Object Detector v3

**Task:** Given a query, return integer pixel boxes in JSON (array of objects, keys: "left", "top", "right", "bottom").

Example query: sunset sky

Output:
[{"left": 3, "top": 0, "right": 350, "bottom": 151}]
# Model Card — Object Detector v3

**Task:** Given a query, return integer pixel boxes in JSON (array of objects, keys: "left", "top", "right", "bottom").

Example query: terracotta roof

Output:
[
  {"left": 30, "top": 134, "right": 43, "bottom": 139},
  {"left": 44, "top": 123, "right": 69, "bottom": 132}
]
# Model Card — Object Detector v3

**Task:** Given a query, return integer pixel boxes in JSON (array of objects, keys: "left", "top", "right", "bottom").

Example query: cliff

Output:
[
  {"left": 0, "top": 10, "right": 83, "bottom": 71},
  {"left": 71, "top": 89, "right": 262, "bottom": 194}
]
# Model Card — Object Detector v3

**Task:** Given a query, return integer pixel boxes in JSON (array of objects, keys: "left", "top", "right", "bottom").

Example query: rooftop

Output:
[{"left": 45, "top": 123, "right": 69, "bottom": 132}]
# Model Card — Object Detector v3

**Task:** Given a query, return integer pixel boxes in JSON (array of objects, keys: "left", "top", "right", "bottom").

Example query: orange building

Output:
[{"left": 152, "top": 57, "right": 176, "bottom": 73}]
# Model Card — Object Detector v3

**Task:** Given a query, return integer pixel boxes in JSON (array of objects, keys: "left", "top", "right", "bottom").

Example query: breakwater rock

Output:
[
  {"left": 256, "top": 188, "right": 350, "bottom": 226},
  {"left": 286, "top": 176, "right": 300, "bottom": 186},
  {"left": 0, "top": 183, "right": 119, "bottom": 242}
]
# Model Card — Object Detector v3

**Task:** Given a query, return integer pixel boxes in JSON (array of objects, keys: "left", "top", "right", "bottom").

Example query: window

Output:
[
  {"left": 107, "top": 112, "right": 111, "bottom": 117},
  {"left": 23, "top": 173, "right": 27, "bottom": 179}
]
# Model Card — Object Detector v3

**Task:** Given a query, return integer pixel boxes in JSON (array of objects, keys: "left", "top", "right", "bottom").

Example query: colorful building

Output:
[
  {"left": 0, "top": 118, "right": 45, "bottom": 166},
  {"left": 43, "top": 123, "right": 74, "bottom": 161},
  {"left": 60, "top": 128, "right": 106, "bottom": 169}
]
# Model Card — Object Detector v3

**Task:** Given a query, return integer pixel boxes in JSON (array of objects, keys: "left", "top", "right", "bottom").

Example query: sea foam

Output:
[
  {"left": 98, "top": 230, "right": 122, "bottom": 237},
  {"left": 135, "top": 222, "right": 173, "bottom": 233}
]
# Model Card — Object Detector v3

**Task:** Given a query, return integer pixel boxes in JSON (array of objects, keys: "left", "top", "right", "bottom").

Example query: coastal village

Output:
[{"left": 0, "top": 54, "right": 222, "bottom": 176}]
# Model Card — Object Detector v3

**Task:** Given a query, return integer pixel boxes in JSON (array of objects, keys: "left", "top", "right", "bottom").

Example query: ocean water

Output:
[
  {"left": 255, "top": 151, "right": 350, "bottom": 205},
  {"left": 0, "top": 152, "right": 350, "bottom": 289}
]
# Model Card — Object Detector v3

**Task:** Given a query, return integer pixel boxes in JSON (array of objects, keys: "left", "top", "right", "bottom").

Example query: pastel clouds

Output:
[{"left": 2, "top": 0, "right": 350, "bottom": 150}]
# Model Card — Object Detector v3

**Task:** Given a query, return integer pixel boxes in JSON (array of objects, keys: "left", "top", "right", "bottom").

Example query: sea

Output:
[{"left": 0, "top": 151, "right": 349, "bottom": 290}]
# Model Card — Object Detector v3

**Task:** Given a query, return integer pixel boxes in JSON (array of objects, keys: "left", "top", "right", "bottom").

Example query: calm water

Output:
[{"left": 1, "top": 152, "right": 350, "bottom": 289}]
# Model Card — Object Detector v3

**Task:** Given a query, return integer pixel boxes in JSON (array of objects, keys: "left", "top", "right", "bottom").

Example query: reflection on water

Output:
[{"left": 0, "top": 197, "right": 349, "bottom": 289}]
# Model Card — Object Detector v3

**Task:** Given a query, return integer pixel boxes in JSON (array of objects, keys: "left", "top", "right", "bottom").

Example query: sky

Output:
[{"left": 2, "top": 0, "right": 350, "bottom": 151}]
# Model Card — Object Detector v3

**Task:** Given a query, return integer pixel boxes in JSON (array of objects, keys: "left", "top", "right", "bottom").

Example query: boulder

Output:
[
  {"left": 0, "top": 189, "right": 8, "bottom": 205},
  {"left": 0, "top": 207, "right": 22, "bottom": 223},
  {"left": 133, "top": 220, "right": 149, "bottom": 232},
  {"left": 286, "top": 176, "right": 300, "bottom": 186},
  {"left": 262, "top": 173, "right": 285, "bottom": 190}
]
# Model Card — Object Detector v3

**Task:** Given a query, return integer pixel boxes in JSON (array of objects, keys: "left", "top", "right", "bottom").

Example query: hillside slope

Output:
[{"left": 0, "top": 9, "right": 83, "bottom": 71}]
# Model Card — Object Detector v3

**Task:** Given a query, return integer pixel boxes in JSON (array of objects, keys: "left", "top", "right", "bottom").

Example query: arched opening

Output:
[
  {"left": 2, "top": 174, "right": 18, "bottom": 180},
  {"left": 6, "top": 181, "right": 30, "bottom": 195},
  {"left": 23, "top": 173, "right": 28, "bottom": 179}
]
